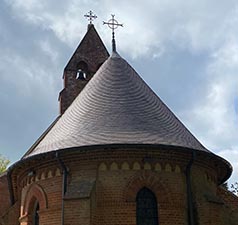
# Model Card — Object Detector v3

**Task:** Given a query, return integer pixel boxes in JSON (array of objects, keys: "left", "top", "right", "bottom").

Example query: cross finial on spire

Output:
[
  {"left": 84, "top": 10, "right": 97, "bottom": 24},
  {"left": 103, "top": 14, "right": 123, "bottom": 52}
]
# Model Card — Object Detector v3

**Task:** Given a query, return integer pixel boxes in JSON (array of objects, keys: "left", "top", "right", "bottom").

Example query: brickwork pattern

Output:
[
  {"left": 1, "top": 148, "right": 236, "bottom": 225},
  {"left": 0, "top": 174, "right": 11, "bottom": 217}
]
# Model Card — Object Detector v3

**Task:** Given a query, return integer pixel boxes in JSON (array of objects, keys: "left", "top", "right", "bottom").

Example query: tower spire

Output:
[
  {"left": 103, "top": 14, "right": 123, "bottom": 52},
  {"left": 59, "top": 12, "right": 109, "bottom": 115}
]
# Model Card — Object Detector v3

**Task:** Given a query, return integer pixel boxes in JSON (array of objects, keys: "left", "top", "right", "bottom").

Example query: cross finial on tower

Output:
[
  {"left": 84, "top": 10, "right": 97, "bottom": 24},
  {"left": 103, "top": 14, "right": 123, "bottom": 52}
]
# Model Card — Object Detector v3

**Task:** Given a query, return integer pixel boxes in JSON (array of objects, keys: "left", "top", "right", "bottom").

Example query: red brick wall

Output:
[
  {"left": 6, "top": 148, "right": 238, "bottom": 225},
  {"left": 0, "top": 201, "right": 20, "bottom": 225},
  {"left": 218, "top": 187, "right": 238, "bottom": 210},
  {"left": 19, "top": 168, "right": 62, "bottom": 225},
  {"left": 0, "top": 173, "right": 20, "bottom": 225},
  {"left": 0, "top": 173, "right": 11, "bottom": 216}
]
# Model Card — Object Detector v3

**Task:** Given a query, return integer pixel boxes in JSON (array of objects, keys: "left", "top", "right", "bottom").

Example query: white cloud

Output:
[
  {"left": 39, "top": 39, "right": 59, "bottom": 64},
  {"left": 0, "top": 52, "right": 54, "bottom": 97},
  {"left": 4, "top": 0, "right": 99, "bottom": 45},
  {"left": 197, "top": 39, "right": 238, "bottom": 146},
  {"left": 5, "top": 0, "right": 238, "bottom": 57},
  {"left": 181, "top": 37, "right": 238, "bottom": 184},
  {"left": 1, "top": 0, "right": 238, "bottom": 183},
  {"left": 218, "top": 149, "right": 238, "bottom": 185}
]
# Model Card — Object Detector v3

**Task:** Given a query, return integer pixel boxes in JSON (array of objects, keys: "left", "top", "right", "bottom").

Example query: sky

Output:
[{"left": 0, "top": 0, "right": 238, "bottom": 185}]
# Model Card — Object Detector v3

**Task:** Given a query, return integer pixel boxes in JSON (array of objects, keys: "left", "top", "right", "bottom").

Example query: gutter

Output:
[
  {"left": 186, "top": 150, "right": 196, "bottom": 225},
  {"left": 7, "top": 170, "right": 15, "bottom": 206},
  {"left": 56, "top": 152, "right": 68, "bottom": 225}
]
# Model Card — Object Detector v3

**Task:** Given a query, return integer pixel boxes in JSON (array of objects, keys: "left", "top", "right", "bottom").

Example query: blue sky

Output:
[{"left": 0, "top": 0, "right": 238, "bottom": 185}]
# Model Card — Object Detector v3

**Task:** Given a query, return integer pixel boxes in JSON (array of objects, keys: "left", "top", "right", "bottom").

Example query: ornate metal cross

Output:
[
  {"left": 103, "top": 14, "right": 123, "bottom": 52},
  {"left": 84, "top": 10, "right": 97, "bottom": 24}
]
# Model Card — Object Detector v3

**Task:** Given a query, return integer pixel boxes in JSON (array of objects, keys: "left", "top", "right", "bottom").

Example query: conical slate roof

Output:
[{"left": 25, "top": 52, "right": 209, "bottom": 158}]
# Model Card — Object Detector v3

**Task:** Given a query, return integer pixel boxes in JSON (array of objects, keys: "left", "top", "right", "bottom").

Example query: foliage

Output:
[
  {"left": 230, "top": 182, "right": 238, "bottom": 195},
  {"left": 0, "top": 154, "right": 10, "bottom": 174},
  {"left": 221, "top": 182, "right": 229, "bottom": 190}
]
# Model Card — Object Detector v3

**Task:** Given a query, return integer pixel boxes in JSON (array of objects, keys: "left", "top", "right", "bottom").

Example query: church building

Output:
[{"left": 0, "top": 12, "right": 238, "bottom": 225}]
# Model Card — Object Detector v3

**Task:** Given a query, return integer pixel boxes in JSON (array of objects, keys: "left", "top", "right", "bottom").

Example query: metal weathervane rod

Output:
[
  {"left": 84, "top": 10, "right": 97, "bottom": 24},
  {"left": 103, "top": 14, "right": 123, "bottom": 52}
]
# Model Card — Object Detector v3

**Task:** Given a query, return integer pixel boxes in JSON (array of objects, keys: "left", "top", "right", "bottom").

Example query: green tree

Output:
[
  {"left": 221, "top": 182, "right": 229, "bottom": 190},
  {"left": 0, "top": 154, "right": 10, "bottom": 174},
  {"left": 230, "top": 182, "right": 238, "bottom": 195}
]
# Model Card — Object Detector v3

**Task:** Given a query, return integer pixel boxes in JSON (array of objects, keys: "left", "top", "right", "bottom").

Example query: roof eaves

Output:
[{"left": 22, "top": 115, "right": 61, "bottom": 159}]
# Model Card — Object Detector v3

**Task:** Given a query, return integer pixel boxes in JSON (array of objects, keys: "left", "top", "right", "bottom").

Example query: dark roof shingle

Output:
[{"left": 24, "top": 52, "right": 209, "bottom": 158}]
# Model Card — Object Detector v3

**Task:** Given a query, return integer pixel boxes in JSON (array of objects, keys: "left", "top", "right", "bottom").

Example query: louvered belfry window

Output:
[{"left": 136, "top": 187, "right": 159, "bottom": 225}]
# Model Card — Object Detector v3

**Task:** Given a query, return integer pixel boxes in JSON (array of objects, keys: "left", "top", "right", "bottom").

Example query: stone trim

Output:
[
  {"left": 21, "top": 167, "right": 61, "bottom": 188},
  {"left": 98, "top": 161, "right": 181, "bottom": 173},
  {"left": 22, "top": 184, "right": 48, "bottom": 216}
]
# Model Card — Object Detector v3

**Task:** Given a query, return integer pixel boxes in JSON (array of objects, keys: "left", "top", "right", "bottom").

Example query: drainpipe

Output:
[
  {"left": 7, "top": 170, "right": 15, "bottom": 206},
  {"left": 56, "top": 152, "right": 68, "bottom": 225},
  {"left": 186, "top": 150, "right": 196, "bottom": 225}
]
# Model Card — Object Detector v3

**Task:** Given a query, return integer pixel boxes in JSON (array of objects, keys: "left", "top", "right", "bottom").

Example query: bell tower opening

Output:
[
  {"left": 76, "top": 61, "right": 88, "bottom": 80},
  {"left": 59, "top": 21, "right": 109, "bottom": 115}
]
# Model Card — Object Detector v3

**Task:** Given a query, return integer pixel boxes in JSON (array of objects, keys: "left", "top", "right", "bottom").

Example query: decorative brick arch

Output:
[
  {"left": 124, "top": 171, "right": 172, "bottom": 205},
  {"left": 24, "top": 184, "right": 48, "bottom": 215}
]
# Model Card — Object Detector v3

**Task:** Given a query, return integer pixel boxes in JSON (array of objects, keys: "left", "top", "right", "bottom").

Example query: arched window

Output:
[
  {"left": 136, "top": 187, "right": 158, "bottom": 225},
  {"left": 33, "top": 201, "right": 40, "bottom": 225},
  {"left": 21, "top": 184, "right": 47, "bottom": 225}
]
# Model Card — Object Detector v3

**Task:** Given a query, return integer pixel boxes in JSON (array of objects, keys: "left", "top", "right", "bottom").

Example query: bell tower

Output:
[{"left": 59, "top": 11, "right": 109, "bottom": 114}]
